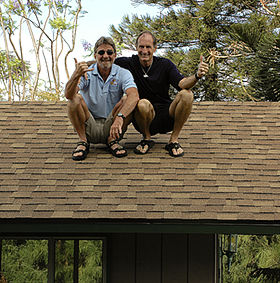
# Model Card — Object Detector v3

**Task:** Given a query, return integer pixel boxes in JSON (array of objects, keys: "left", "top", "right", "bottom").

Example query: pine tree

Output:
[
  {"left": 110, "top": 0, "right": 261, "bottom": 101},
  {"left": 251, "top": 34, "right": 280, "bottom": 101}
]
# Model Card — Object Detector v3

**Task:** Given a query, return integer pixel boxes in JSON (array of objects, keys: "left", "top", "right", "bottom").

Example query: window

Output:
[{"left": 0, "top": 238, "right": 104, "bottom": 283}]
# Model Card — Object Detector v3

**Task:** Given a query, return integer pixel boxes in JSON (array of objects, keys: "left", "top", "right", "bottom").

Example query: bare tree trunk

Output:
[
  {"left": 42, "top": 47, "right": 52, "bottom": 90},
  {"left": 17, "top": 0, "right": 41, "bottom": 101},
  {"left": 64, "top": 0, "right": 82, "bottom": 80},
  {"left": 8, "top": 13, "right": 28, "bottom": 101},
  {"left": 0, "top": 7, "right": 12, "bottom": 101},
  {"left": 19, "top": 17, "right": 27, "bottom": 101}
]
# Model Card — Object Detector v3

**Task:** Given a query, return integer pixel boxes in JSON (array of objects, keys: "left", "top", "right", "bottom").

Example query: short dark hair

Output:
[
  {"left": 94, "top": 36, "right": 116, "bottom": 53},
  {"left": 135, "top": 31, "right": 157, "bottom": 47}
]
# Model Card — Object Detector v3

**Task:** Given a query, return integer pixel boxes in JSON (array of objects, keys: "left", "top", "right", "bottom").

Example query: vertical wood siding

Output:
[{"left": 107, "top": 233, "right": 217, "bottom": 283}]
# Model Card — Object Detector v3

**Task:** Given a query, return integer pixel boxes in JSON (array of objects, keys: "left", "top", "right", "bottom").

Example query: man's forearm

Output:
[
  {"left": 179, "top": 56, "right": 209, "bottom": 90},
  {"left": 119, "top": 88, "right": 139, "bottom": 117},
  {"left": 178, "top": 75, "right": 198, "bottom": 90},
  {"left": 65, "top": 72, "right": 80, "bottom": 100}
]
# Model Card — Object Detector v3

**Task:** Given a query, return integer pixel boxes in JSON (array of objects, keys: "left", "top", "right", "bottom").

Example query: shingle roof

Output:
[{"left": 0, "top": 101, "right": 280, "bottom": 233}]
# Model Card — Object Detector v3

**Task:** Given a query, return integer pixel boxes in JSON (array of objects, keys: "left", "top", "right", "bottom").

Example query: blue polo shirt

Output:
[{"left": 79, "top": 63, "right": 137, "bottom": 118}]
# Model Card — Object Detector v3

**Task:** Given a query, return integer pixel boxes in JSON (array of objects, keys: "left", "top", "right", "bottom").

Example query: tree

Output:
[
  {"left": 0, "top": 50, "right": 31, "bottom": 101},
  {"left": 223, "top": 235, "right": 280, "bottom": 283},
  {"left": 1, "top": 239, "right": 103, "bottom": 282},
  {"left": 109, "top": 0, "right": 270, "bottom": 101},
  {"left": 1, "top": 240, "right": 48, "bottom": 282},
  {"left": 0, "top": 0, "right": 85, "bottom": 101},
  {"left": 226, "top": 1, "right": 280, "bottom": 101},
  {"left": 251, "top": 33, "right": 280, "bottom": 101}
]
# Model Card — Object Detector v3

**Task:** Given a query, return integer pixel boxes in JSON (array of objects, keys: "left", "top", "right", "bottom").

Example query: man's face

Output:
[
  {"left": 94, "top": 44, "right": 116, "bottom": 71},
  {"left": 136, "top": 34, "right": 156, "bottom": 67}
]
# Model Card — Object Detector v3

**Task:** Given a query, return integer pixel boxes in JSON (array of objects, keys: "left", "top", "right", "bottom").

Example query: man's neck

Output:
[
  {"left": 140, "top": 58, "right": 153, "bottom": 68},
  {"left": 98, "top": 66, "right": 111, "bottom": 81}
]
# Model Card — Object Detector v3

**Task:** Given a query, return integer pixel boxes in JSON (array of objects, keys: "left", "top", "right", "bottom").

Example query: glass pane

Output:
[
  {"left": 79, "top": 240, "right": 103, "bottom": 283},
  {"left": 55, "top": 240, "right": 74, "bottom": 283},
  {"left": 1, "top": 239, "right": 48, "bottom": 283}
]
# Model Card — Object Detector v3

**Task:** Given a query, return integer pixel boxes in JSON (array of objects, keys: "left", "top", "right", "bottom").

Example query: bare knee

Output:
[
  {"left": 178, "top": 89, "right": 194, "bottom": 106},
  {"left": 136, "top": 99, "right": 154, "bottom": 116},
  {"left": 67, "top": 94, "right": 83, "bottom": 113}
]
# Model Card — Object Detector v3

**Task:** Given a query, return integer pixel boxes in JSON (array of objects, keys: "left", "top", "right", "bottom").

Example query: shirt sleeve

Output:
[
  {"left": 166, "top": 59, "right": 185, "bottom": 91},
  {"left": 78, "top": 64, "right": 95, "bottom": 90},
  {"left": 114, "top": 57, "right": 129, "bottom": 69},
  {"left": 119, "top": 68, "right": 137, "bottom": 93},
  {"left": 78, "top": 75, "right": 90, "bottom": 90}
]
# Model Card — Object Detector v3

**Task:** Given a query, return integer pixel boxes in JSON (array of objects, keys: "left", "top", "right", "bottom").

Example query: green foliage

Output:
[
  {"left": 228, "top": 14, "right": 269, "bottom": 51},
  {"left": 251, "top": 33, "right": 280, "bottom": 101},
  {"left": 1, "top": 239, "right": 103, "bottom": 282},
  {"left": 2, "top": 240, "right": 48, "bottom": 283},
  {"left": 55, "top": 240, "right": 74, "bottom": 283},
  {"left": 223, "top": 235, "right": 280, "bottom": 283},
  {"left": 0, "top": 0, "right": 84, "bottom": 101},
  {"left": 0, "top": 50, "right": 30, "bottom": 99},
  {"left": 79, "top": 240, "right": 103, "bottom": 283},
  {"left": 49, "top": 17, "right": 71, "bottom": 30},
  {"left": 110, "top": 0, "right": 279, "bottom": 101},
  {"left": 54, "top": 240, "right": 103, "bottom": 282},
  {"left": 34, "top": 89, "right": 63, "bottom": 101}
]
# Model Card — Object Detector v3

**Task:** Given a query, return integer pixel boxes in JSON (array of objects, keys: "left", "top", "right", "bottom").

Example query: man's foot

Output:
[
  {"left": 134, "top": 139, "right": 155, "bottom": 154},
  {"left": 165, "top": 142, "right": 184, "bottom": 157},
  {"left": 72, "top": 141, "right": 90, "bottom": 161},
  {"left": 107, "top": 140, "right": 127, "bottom": 158}
]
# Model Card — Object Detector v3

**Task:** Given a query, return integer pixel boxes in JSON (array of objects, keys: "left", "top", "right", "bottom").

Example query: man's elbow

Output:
[
  {"left": 65, "top": 89, "right": 71, "bottom": 100},
  {"left": 178, "top": 80, "right": 188, "bottom": 90},
  {"left": 65, "top": 85, "right": 79, "bottom": 100},
  {"left": 133, "top": 88, "right": 140, "bottom": 102},
  {"left": 127, "top": 87, "right": 140, "bottom": 102},
  {"left": 135, "top": 92, "right": 140, "bottom": 103}
]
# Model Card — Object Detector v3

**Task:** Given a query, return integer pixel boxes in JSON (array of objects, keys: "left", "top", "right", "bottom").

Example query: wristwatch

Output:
[
  {"left": 117, "top": 113, "right": 126, "bottom": 119},
  {"left": 195, "top": 72, "right": 201, "bottom": 80}
]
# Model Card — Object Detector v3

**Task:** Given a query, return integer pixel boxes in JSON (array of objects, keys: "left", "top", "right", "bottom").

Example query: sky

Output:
[
  {"left": 0, "top": 0, "right": 161, "bottom": 88},
  {"left": 72, "top": 0, "right": 160, "bottom": 60},
  {"left": 58, "top": 0, "right": 161, "bottom": 83}
]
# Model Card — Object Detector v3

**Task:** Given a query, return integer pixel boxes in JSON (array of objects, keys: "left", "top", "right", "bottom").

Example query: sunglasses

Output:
[{"left": 97, "top": 49, "right": 114, "bottom": 56}]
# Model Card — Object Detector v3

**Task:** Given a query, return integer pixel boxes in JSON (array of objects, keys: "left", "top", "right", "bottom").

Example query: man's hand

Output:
[
  {"left": 86, "top": 60, "right": 96, "bottom": 67},
  {"left": 196, "top": 55, "right": 209, "bottom": 79},
  {"left": 74, "top": 58, "right": 94, "bottom": 80},
  {"left": 110, "top": 117, "right": 123, "bottom": 140}
]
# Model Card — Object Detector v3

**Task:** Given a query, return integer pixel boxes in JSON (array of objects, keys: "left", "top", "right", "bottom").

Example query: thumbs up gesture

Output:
[{"left": 196, "top": 55, "right": 209, "bottom": 79}]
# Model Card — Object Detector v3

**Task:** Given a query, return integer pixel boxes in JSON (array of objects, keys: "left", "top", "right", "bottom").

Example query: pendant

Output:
[{"left": 143, "top": 74, "right": 149, "bottom": 78}]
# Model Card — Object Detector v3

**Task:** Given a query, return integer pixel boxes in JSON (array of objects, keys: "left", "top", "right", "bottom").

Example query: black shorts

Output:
[{"left": 133, "top": 102, "right": 174, "bottom": 136}]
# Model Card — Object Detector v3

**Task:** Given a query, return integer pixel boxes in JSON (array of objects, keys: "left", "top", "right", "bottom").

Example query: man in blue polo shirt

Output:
[{"left": 65, "top": 36, "right": 139, "bottom": 160}]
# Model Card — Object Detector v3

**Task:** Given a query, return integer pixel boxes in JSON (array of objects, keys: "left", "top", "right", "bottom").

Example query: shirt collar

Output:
[{"left": 92, "top": 63, "right": 118, "bottom": 77}]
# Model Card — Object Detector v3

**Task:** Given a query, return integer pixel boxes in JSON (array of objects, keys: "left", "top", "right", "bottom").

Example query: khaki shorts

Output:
[{"left": 85, "top": 112, "right": 114, "bottom": 144}]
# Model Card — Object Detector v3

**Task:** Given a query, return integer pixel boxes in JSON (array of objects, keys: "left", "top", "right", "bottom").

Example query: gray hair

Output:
[
  {"left": 135, "top": 30, "right": 157, "bottom": 47},
  {"left": 94, "top": 36, "right": 116, "bottom": 53}
]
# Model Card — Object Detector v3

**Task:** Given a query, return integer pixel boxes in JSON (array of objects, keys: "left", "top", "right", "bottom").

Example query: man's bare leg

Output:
[
  {"left": 134, "top": 99, "right": 155, "bottom": 154},
  {"left": 67, "top": 94, "right": 90, "bottom": 158},
  {"left": 168, "top": 89, "right": 193, "bottom": 156},
  {"left": 107, "top": 96, "right": 131, "bottom": 156}
]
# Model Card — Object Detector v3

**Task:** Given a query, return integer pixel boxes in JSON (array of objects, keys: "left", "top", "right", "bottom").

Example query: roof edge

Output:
[{"left": 1, "top": 218, "right": 280, "bottom": 236}]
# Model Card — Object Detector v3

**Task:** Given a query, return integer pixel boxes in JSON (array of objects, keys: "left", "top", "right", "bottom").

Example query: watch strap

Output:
[{"left": 117, "top": 113, "right": 126, "bottom": 119}]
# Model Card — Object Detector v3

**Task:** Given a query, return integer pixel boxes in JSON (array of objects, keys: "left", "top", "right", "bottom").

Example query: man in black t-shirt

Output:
[{"left": 115, "top": 31, "right": 209, "bottom": 157}]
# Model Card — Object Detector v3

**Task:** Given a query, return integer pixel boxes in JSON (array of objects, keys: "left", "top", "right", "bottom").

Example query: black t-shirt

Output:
[{"left": 115, "top": 55, "right": 184, "bottom": 105}]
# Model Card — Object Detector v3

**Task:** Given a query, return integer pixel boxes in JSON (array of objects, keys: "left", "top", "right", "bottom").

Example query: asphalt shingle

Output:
[{"left": 0, "top": 101, "right": 279, "bottom": 223}]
